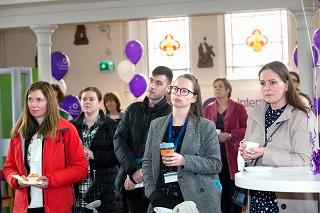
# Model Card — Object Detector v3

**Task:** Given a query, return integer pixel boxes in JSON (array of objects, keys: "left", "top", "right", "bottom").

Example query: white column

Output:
[
  {"left": 291, "top": 7, "right": 315, "bottom": 98},
  {"left": 30, "top": 25, "right": 57, "bottom": 82}
]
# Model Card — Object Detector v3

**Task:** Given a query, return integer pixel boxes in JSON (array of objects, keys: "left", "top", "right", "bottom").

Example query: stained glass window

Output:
[
  {"left": 225, "top": 10, "right": 288, "bottom": 79},
  {"left": 147, "top": 17, "right": 190, "bottom": 80}
]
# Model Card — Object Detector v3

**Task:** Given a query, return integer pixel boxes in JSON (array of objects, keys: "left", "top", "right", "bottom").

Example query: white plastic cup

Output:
[
  {"left": 216, "top": 129, "right": 221, "bottom": 134},
  {"left": 245, "top": 141, "right": 259, "bottom": 153}
]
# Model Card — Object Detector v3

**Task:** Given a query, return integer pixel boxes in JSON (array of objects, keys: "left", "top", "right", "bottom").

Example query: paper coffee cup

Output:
[
  {"left": 216, "top": 129, "right": 221, "bottom": 134},
  {"left": 245, "top": 141, "right": 259, "bottom": 153},
  {"left": 159, "top": 143, "right": 174, "bottom": 156}
]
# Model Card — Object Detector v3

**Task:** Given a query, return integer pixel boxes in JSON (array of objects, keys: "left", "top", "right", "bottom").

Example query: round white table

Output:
[
  {"left": 235, "top": 166, "right": 320, "bottom": 212},
  {"left": 235, "top": 166, "right": 320, "bottom": 193}
]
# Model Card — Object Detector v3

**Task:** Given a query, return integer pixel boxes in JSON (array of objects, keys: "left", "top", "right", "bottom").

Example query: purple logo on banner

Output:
[{"left": 60, "top": 95, "right": 81, "bottom": 120}]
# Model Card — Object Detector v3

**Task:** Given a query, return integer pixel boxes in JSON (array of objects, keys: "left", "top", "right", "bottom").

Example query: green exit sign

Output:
[{"left": 99, "top": 61, "right": 115, "bottom": 72}]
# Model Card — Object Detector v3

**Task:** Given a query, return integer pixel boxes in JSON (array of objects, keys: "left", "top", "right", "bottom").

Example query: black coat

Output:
[
  {"left": 72, "top": 110, "right": 122, "bottom": 213},
  {"left": 113, "top": 97, "right": 171, "bottom": 192}
]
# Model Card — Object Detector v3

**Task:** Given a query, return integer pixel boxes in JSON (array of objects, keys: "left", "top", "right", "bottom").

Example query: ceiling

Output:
[{"left": 0, "top": 0, "right": 318, "bottom": 28}]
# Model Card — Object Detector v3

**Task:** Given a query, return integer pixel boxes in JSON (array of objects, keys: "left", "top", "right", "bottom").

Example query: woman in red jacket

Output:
[
  {"left": 4, "top": 81, "right": 88, "bottom": 213},
  {"left": 204, "top": 77, "right": 248, "bottom": 213}
]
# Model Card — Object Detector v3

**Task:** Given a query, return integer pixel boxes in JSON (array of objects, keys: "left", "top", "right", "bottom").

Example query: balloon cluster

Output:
[
  {"left": 117, "top": 40, "right": 147, "bottom": 98},
  {"left": 293, "top": 28, "right": 320, "bottom": 67},
  {"left": 51, "top": 51, "right": 81, "bottom": 120}
]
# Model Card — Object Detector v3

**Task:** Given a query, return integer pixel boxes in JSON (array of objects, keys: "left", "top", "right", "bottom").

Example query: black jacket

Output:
[
  {"left": 113, "top": 97, "right": 171, "bottom": 192},
  {"left": 72, "top": 110, "right": 122, "bottom": 212}
]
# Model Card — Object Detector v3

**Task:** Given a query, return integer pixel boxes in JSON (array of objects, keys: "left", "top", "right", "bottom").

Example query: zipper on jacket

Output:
[{"left": 41, "top": 137, "right": 46, "bottom": 211}]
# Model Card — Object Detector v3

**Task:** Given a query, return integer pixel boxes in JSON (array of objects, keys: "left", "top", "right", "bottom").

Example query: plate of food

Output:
[
  {"left": 244, "top": 166, "right": 273, "bottom": 173},
  {"left": 12, "top": 173, "right": 43, "bottom": 185}
]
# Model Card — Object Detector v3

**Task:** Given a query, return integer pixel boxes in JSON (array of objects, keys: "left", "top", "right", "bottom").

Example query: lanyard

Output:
[{"left": 167, "top": 116, "right": 188, "bottom": 152}]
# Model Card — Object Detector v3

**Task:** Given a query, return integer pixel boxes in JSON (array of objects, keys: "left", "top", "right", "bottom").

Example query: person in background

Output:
[
  {"left": 143, "top": 74, "right": 222, "bottom": 213},
  {"left": 103, "top": 92, "right": 124, "bottom": 122},
  {"left": 289, "top": 71, "right": 300, "bottom": 92},
  {"left": 103, "top": 92, "right": 128, "bottom": 212},
  {"left": 51, "top": 84, "right": 73, "bottom": 121},
  {"left": 73, "top": 87, "right": 122, "bottom": 213},
  {"left": 113, "top": 66, "right": 173, "bottom": 213},
  {"left": 289, "top": 72, "right": 314, "bottom": 111},
  {"left": 166, "top": 90, "right": 172, "bottom": 105},
  {"left": 239, "top": 61, "right": 317, "bottom": 213},
  {"left": 203, "top": 77, "right": 247, "bottom": 213},
  {"left": 299, "top": 92, "right": 313, "bottom": 110},
  {"left": 4, "top": 81, "right": 87, "bottom": 213}
]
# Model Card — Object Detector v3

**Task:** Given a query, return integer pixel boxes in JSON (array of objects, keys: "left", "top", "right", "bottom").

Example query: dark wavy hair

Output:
[
  {"left": 103, "top": 92, "right": 121, "bottom": 114},
  {"left": 259, "top": 61, "right": 307, "bottom": 113}
]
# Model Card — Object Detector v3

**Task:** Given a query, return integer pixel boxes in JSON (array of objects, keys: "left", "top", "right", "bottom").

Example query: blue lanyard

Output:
[{"left": 167, "top": 116, "right": 188, "bottom": 152}]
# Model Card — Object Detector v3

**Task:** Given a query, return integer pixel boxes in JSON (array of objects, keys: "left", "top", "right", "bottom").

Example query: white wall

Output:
[
  {"left": 0, "top": 12, "right": 319, "bottom": 110},
  {"left": 52, "top": 22, "right": 137, "bottom": 108}
]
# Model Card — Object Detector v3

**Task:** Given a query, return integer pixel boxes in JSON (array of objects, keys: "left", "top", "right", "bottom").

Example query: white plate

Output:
[
  {"left": 12, "top": 175, "right": 43, "bottom": 185},
  {"left": 153, "top": 207, "right": 173, "bottom": 213},
  {"left": 244, "top": 166, "right": 273, "bottom": 172}
]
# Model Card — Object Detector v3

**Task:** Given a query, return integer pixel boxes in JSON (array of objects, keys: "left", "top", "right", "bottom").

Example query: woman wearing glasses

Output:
[
  {"left": 143, "top": 74, "right": 222, "bottom": 213},
  {"left": 203, "top": 77, "right": 247, "bottom": 213}
]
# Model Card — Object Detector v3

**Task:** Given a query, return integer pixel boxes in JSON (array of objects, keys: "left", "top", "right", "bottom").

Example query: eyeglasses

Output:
[
  {"left": 292, "top": 79, "right": 299, "bottom": 83},
  {"left": 170, "top": 86, "right": 195, "bottom": 96}
]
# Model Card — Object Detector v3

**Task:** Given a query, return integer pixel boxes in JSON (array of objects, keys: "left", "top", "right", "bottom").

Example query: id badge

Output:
[{"left": 164, "top": 172, "right": 178, "bottom": 183}]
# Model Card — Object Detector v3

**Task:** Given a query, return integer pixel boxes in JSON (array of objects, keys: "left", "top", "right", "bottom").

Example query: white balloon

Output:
[
  {"left": 117, "top": 59, "right": 135, "bottom": 83},
  {"left": 51, "top": 78, "right": 67, "bottom": 95},
  {"left": 58, "top": 79, "right": 67, "bottom": 95}
]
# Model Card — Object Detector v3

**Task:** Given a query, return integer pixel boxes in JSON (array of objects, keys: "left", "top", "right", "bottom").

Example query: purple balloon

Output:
[
  {"left": 129, "top": 74, "right": 147, "bottom": 98},
  {"left": 60, "top": 95, "right": 81, "bottom": 120},
  {"left": 51, "top": 51, "right": 70, "bottom": 80},
  {"left": 313, "top": 97, "right": 320, "bottom": 115},
  {"left": 313, "top": 28, "right": 320, "bottom": 49},
  {"left": 125, "top": 40, "right": 143, "bottom": 64},
  {"left": 293, "top": 46, "right": 319, "bottom": 67}
]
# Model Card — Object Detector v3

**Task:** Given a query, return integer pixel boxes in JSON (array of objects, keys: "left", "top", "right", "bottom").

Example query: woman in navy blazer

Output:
[
  {"left": 204, "top": 77, "right": 248, "bottom": 213},
  {"left": 143, "top": 74, "right": 222, "bottom": 213}
]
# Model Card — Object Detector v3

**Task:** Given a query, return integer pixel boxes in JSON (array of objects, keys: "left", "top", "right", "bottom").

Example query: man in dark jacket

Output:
[
  {"left": 113, "top": 66, "right": 173, "bottom": 213},
  {"left": 73, "top": 87, "right": 122, "bottom": 213}
]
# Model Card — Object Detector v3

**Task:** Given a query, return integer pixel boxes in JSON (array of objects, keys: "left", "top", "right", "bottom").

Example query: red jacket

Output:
[
  {"left": 4, "top": 118, "right": 88, "bottom": 213},
  {"left": 204, "top": 99, "right": 247, "bottom": 179}
]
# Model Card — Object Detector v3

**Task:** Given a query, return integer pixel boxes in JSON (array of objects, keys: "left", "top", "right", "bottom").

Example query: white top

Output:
[
  {"left": 28, "top": 135, "right": 43, "bottom": 208},
  {"left": 235, "top": 166, "right": 320, "bottom": 193}
]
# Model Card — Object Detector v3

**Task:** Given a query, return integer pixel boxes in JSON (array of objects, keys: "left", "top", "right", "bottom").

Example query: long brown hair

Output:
[
  {"left": 258, "top": 61, "right": 307, "bottom": 113},
  {"left": 11, "top": 81, "right": 59, "bottom": 138}
]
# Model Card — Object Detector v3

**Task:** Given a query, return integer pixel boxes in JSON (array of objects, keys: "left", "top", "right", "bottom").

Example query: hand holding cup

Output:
[{"left": 160, "top": 143, "right": 185, "bottom": 166}]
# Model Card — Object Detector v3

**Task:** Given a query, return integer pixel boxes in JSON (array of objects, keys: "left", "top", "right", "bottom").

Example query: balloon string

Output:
[{"left": 300, "top": 0, "right": 319, "bottom": 135}]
